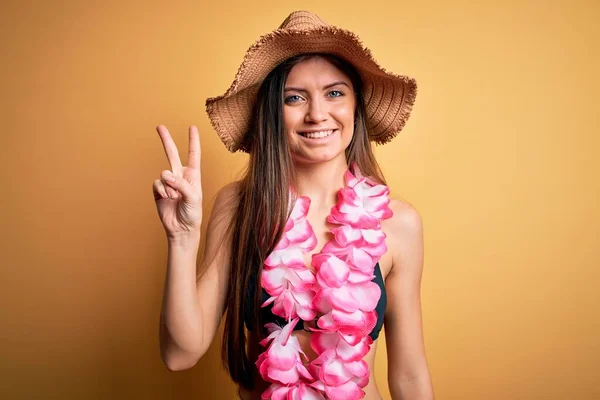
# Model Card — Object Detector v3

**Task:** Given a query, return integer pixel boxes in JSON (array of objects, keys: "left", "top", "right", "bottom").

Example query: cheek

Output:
[
  {"left": 283, "top": 107, "right": 303, "bottom": 132},
  {"left": 334, "top": 103, "right": 355, "bottom": 126},
  {"left": 283, "top": 109, "right": 303, "bottom": 152}
]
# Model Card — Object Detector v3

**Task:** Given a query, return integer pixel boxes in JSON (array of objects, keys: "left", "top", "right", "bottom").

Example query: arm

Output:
[
  {"left": 384, "top": 200, "right": 434, "bottom": 399},
  {"left": 159, "top": 182, "right": 238, "bottom": 371}
]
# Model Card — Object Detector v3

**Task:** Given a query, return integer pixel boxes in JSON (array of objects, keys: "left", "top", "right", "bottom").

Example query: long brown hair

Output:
[{"left": 222, "top": 53, "right": 387, "bottom": 389}]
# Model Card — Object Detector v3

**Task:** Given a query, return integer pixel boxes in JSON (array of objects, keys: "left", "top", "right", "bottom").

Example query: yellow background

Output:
[{"left": 1, "top": 0, "right": 598, "bottom": 399}]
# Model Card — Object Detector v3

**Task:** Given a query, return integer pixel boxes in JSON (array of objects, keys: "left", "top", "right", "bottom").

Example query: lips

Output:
[{"left": 298, "top": 129, "right": 336, "bottom": 139}]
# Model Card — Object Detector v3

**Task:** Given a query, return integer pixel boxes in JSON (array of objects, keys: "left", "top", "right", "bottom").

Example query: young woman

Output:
[{"left": 154, "top": 11, "right": 434, "bottom": 400}]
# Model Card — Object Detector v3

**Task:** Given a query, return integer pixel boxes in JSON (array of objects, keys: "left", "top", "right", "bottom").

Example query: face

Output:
[{"left": 283, "top": 57, "right": 356, "bottom": 164}]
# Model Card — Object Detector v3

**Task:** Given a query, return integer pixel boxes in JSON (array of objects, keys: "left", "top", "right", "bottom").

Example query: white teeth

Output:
[{"left": 301, "top": 130, "right": 334, "bottom": 139}]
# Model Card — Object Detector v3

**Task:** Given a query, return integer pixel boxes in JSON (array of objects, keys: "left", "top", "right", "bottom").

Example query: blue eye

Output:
[
  {"left": 328, "top": 90, "right": 344, "bottom": 98},
  {"left": 284, "top": 95, "right": 303, "bottom": 104}
]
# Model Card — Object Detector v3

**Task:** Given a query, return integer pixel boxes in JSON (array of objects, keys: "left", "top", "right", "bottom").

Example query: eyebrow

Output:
[{"left": 284, "top": 81, "right": 351, "bottom": 92}]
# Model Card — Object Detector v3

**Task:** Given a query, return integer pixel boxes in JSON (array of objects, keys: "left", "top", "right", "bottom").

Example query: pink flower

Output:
[
  {"left": 256, "top": 318, "right": 313, "bottom": 385},
  {"left": 311, "top": 332, "right": 373, "bottom": 362},
  {"left": 321, "top": 239, "right": 386, "bottom": 275},
  {"left": 331, "top": 225, "right": 386, "bottom": 247},
  {"left": 312, "top": 254, "right": 350, "bottom": 288},
  {"left": 262, "top": 382, "right": 326, "bottom": 400},
  {"left": 313, "top": 281, "right": 381, "bottom": 314},
  {"left": 263, "top": 265, "right": 315, "bottom": 294},
  {"left": 265, "top": 196, "right": 317, "bottom": 268},
  {"left": 262, "top": 196, "right": 319, "bottom": 320},
  {"left": 311, "top": 379, "right": 366, "bottom": 400},
  {"left": 308, "top": 349, "right": 370, "bottom": 400},
  {"left": 262, "top": 264, "right": 316, "bottom": 320},
  {"left": 316, "top": 309, "right": 378, "bottom": 344},
  {"left": 328, "top": 165, "right": 393, "bottom": 229}
]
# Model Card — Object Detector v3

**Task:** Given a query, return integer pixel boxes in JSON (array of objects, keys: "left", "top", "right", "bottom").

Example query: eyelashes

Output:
[
  {"left": 284, "top": 90, "right": 346, "bottom": 104},
  {"left": 284, "top": 94, "right": 303, "bottom": 104}
]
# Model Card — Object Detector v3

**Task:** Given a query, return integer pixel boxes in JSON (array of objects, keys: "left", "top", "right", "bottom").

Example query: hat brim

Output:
[{"left": 206, "top": 26, "right": 417, "bottom": 153}]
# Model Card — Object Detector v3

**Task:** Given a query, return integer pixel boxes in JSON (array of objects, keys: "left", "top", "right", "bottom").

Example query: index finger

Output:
[
  {"left": 187, "top": 125, "right": 201, "bottom": 171},
  {"left": 156, "top": 125, "right": 183, "bottom": 175}
]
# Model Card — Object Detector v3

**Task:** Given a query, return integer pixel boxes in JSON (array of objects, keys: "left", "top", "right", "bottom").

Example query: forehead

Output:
[{"left": 285, "top": 57, "right": 352, "bottom": 88}]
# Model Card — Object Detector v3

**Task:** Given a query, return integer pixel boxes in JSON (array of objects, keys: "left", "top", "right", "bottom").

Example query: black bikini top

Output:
[{"left": 244, "top": 262, "right": 387, "bottom": 341}]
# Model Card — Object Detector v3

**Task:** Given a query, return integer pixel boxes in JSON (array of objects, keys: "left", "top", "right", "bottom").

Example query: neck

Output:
[{"left": 294, "top": 157, "right": 349, "bottom": 210}]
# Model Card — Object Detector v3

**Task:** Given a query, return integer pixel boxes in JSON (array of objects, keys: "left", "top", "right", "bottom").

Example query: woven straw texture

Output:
[{"left": 205, "top": 10, "right": 418, "bottom": 153}]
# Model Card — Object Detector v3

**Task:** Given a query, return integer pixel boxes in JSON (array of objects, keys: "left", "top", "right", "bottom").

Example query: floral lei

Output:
[{"left": 255, "top": 163, "right": 393, "bottom": 400}]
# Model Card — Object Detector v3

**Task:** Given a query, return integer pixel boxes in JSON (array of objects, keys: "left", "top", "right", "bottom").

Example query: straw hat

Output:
[{"left": 205, "top": 10, "right": 418, "bottom": 153}]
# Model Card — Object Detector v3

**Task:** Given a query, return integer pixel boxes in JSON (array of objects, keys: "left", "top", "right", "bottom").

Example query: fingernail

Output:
[{"left": 164, "top": 172, "right": 175, "bottom": 182}]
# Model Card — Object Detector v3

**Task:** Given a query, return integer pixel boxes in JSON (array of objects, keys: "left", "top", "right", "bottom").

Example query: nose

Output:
[{"left": 304, "top": 97, "right": 328, "bottom": 123}]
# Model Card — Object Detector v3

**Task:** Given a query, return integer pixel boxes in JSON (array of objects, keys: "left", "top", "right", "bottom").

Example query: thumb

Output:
[{"left": 161, "top": 171, "right": 193, "bottom": 200}]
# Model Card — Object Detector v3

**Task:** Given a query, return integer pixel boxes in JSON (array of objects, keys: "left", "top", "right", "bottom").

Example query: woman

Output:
[{"left": 154, "top": 11, "right": 433, "bottom": 400}]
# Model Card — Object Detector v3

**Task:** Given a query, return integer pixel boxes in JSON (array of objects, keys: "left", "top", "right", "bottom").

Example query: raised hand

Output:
[{"left": 153, "top": 125, "right": 203, "bottom": 239}]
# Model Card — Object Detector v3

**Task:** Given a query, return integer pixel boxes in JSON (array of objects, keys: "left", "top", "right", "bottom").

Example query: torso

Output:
[{"left": 238, "top": 198, "right": 399, "bottom": 400}]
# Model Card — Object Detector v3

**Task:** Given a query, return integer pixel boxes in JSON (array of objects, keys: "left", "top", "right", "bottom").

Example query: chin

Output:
[{"left": 291, "top": 148, "right": 348, "bottom": 165}]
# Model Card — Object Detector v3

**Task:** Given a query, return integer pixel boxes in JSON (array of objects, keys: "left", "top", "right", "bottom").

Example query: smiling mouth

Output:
[{"left": 298, "top": 129, "right": 336, "bottom": 139}]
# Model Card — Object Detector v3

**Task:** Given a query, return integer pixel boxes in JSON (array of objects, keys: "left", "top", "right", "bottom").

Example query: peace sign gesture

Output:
[{"left": 153, "top": 125, "right": 203, "bottom": 239}]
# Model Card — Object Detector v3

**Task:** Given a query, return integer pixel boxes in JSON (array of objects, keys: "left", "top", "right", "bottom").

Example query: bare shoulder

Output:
[
  {"left": 214, "top": 180, "right": 242, "bottom": 204},
  {"left": 383, "top": 198, "right": 424, "bottom": 275},
  {"left": 201, "top": 180, "right": 242, "bottom": 257},
  {"left": 198, "top": 181, "right": 243, "bottom": 278},
  {"left": 209, "top": 180, "right": 242, "bottom": 221},
  {"left": 385, "top": 199, "right": 423, "bottom": 237}
]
